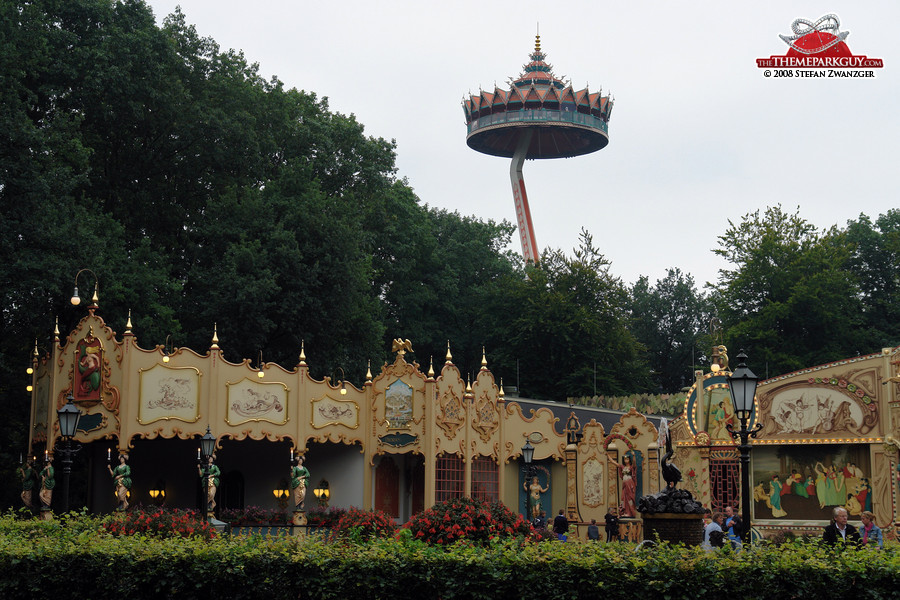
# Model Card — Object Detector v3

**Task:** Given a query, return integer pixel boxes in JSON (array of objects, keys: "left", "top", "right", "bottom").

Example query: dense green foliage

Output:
[
  {"left": 712, "top": 206, "right": 900, "bottom": 377},
  {"left": 2, "top": 0, "right": 899, "bottom": 510},
  {"left": 0, "top": 512, "right": 898, "bottom": 600}
]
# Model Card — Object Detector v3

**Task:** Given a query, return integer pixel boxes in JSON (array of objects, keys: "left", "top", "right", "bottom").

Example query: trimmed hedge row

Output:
[{"left": 1, "top": 513, "right": 898, "bottom": 600}]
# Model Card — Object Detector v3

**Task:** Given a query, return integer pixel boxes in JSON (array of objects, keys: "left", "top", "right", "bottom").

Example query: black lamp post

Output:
[
  {"left": 199, "top": 426, "right": 216, "bottom": 517},
  {"left": 56, "top": 394, "right": 82, "bottom": 513},
  {"left": 521, "top": 440, "right": 535, "bottom": 517},
  {"left": 726, "top": 350, "right": 762, "bottom": 546}
]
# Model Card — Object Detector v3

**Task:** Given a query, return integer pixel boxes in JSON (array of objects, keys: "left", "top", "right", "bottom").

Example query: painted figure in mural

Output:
[
  {"left": 77, "top": 345, "right": 102, "bottom": 395},
  {"left": 18, "top": 458, "right": 37, "bottom": 509},
  {"left": 290, "top": 455, "right": 310, "bottom": 510},
  {"left": 856, "top": 478, "right": 872, "bottom": 512},
  {"left": 709, "top": 400, "right": 734, "bottom": 440},
  {"left": 524, "top": 475, "right": 548, "bottom": 519},
  {"left": 826, "top": 465, "right": 847, "bottom": 506},
  {"left": 814, "top": 463, "right": 829, "bottom": 508},
  {"left": 608, "top": 453, "right": 637, "bottom": 518},
  {"left": 40, "top": 456, "right": 54, "bottom": 509},
  {"left": 199, "top": 455, "right": 220, "bottom": 511},
  {"left": 788, "top": 470, "right": 807, "bottom": 498},
  {"left": 108, "top": 453, "right": 132, "bottom": 511},
  {"left": 845, "top": 493, "right": 862, "bottom": 516},
  {"left": 768, "top": 475, "right": 787, "bottom": 518}
]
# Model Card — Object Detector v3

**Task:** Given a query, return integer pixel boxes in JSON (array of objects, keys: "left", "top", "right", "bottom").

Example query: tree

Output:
[
  {"left": 713, "top": 206, "right": 865, "bottom": 377},
  {"left": 629, "top": 269, "right": 713, "bottom": 392},
  {"left": 486, "top": 230, "right": 648, "bottom": 399},
  {"left": 845, "top": 210, "right": 900, "bottom": 348}
]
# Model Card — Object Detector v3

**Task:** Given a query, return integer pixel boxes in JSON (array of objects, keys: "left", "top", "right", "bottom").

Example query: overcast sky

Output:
[{"left": 145, "top": 1, "right": 899, "bottom": 288}]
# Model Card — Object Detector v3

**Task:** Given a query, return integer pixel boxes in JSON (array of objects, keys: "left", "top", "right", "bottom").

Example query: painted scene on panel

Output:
[{"left": 753, "top": 444, "right": 871, "bottom": 520}]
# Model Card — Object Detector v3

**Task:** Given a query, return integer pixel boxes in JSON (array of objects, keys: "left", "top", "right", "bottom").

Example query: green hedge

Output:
[{"left": 1, "top": 513, "right": 897, "bottom": 600}]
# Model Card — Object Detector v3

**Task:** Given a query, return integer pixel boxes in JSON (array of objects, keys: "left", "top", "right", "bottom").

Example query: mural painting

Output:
[
  {"left": 753, "top": 444, "right": 872, "bottom": 520},
  {"left": 385, "top": 379, "right": 413, "bottom": 429},
  {"left": 705, "top": 387, "right": 735, "bottom": 442}
]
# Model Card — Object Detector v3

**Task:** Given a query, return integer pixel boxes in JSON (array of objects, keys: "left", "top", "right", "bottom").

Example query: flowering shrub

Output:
[
  {"left": 220, "top": 506, "right": 289, "bottom": 524},
  {"left": 100, "top": 507, "right": 216, "bottom": 539},
  {"left": 404, "top": 496, "right": 534, "bottom": 545},
  {"left": 331, "top": 507, "right": 397, "bottom": 541},
  {"left": 306, "top": 506, "right": 347, "bottom": 528}
]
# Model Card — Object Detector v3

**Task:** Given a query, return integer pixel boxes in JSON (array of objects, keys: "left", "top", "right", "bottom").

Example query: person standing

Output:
[
  {"left": 552, "top": 509, "right": 569, "bottom": 541},
  {"left": 604, "top": 507, "right": 619, "bottom": 542},
  {"left": 724, "top": 505, "right": 743, "bottom": 549},
  {"left": 822, "top": 506, "right": 860, "bottom": 545},
  {"left": 587, "top": 519, "right": 600, "bottom": 541},
  {"left": 702, "top": 512, "right": 725, "bottom": 550}
]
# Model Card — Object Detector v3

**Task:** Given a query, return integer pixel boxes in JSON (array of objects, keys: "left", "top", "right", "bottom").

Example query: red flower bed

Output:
[
  {"left": 332, "top": 507, "right": 397, "bottom": 541},
  {"left": 100, "top": 507, "right": 216, "bottom": 539},
  {"left": 404, "top": 497, "right": 534, "bottom": 545}
]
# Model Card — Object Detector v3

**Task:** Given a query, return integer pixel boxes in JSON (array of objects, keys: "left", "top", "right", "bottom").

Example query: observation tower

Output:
[{"left": 463, "top": 34, "right": 614, "bottom": 263}]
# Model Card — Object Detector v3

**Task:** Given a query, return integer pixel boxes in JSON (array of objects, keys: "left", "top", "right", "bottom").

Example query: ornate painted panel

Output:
[
  {"left": 310, "top": 394, "right": 359, "bottom": 429},
  {"left": 138, "top": 364, "right": 201, "bottom": 424},
  {"left": 225, "top": 378, "right": 288, "bottom": 426}
]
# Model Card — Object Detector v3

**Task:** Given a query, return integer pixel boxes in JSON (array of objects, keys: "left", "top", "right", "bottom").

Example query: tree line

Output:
[{"left": 1, "top": 0, "right": 898, "bottom": 507}]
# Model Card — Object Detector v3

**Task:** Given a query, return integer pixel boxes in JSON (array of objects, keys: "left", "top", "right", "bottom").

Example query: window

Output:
[
  {"left": 471, "top": 456, "right": 498, "bottom": 503},
  {"left": 435, "top": 453, "right": 464, "bottom": 503},
  {"left": 710, "top": 459, "right": 740, "bottom": 511}
]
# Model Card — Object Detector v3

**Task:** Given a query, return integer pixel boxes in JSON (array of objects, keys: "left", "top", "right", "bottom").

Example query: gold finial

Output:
[
  {"left": 535, "top": 23, "right": 541, "bottom": 53},
  {"left": 445, "top": 340, "right": 452, "bottom": 364},
  {"left": 299, "top": 340, "right": 306, "bottom": 366},
  {"left": 498, "top": 378, "right": 505, "bottom": 400},
  {"left": 33, "top": 339, "right": 39, "bottom": 357},
  {"left": 91, "top": 282, "right": 99, "bottom": 306},
  {"left": 125, "top": 309, "right": 133, "bottom": 334},
  {"left": 466, "top": 376, "right": 472, "bottom": 394},
  {"left": 54, "top": 316, "right": 59, "bottom": 341},
  {"left": 428, "top": 356, "right": 434, "bottom": 378},
  {"left": 481, "top": 346, "right": 487, "bottom": 371},
  {"left": 366, "top": 359, "right": 372, "bottom": 381},
  {"left": 211, "top": 323, "right": 219, "bottom": 349}
]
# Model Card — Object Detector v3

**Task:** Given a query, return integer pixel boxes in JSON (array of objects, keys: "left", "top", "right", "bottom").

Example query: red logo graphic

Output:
[{"left": 757, "top": 14, "right": 883, "bottom": 69}]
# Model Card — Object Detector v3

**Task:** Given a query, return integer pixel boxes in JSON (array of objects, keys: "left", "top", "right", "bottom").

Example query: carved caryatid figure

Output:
[
  {"left": 108, "top": 453, "right": 132, "bottom": 511},
  {"left": 290, "top": 456, "right": 310, "bottom": 511},
  {"left": 524, "top": 475, "right": 548, "bottom": 519}
]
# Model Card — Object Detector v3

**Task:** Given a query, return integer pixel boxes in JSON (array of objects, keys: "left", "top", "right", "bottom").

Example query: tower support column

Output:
[{"left": 509, "top": 131, "right": 539, "bottom": 264}]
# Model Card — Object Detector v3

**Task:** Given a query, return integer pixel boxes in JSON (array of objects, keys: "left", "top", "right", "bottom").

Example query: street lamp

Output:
[
  {"left": 56, "top": 394, "right": 82, "bottom": 513},
  {"left": 521, "top": 441, "right": 535, "bottom": 516},
  {"left": 70, "top": 268, "right": 99, "bottom": 307},
  {"left": 726, "top": 350, "right": 762, "bottom": 546},
  {"left": 199, "top": 426, "right": 216, "bottom": 517}
]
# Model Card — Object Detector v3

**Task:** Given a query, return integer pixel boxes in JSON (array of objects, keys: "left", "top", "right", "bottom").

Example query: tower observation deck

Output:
[{"left": 463, "top": 34, "right": 613, "bottom": 263}]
